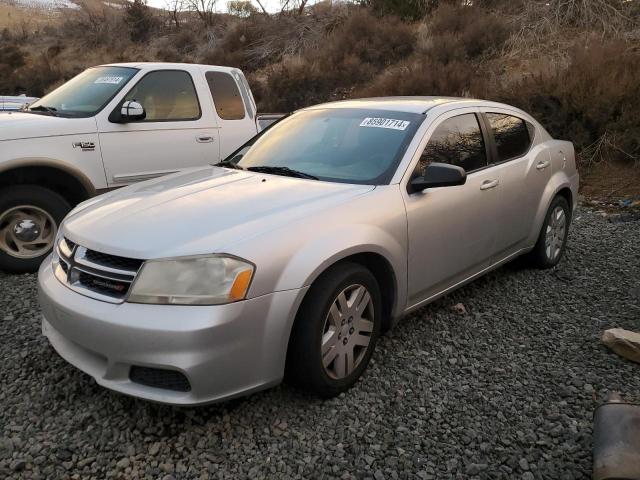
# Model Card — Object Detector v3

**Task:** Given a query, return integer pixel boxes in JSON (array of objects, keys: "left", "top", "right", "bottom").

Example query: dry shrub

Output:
[
  {"left": 363, "top": 0, "right": 436, "bottom": 21},
  {"left": 356, "top": 58, "right": 476, "bottom": 98},
  {"left": 253, "top": 9, "right": 415, "bottom": 111},
  {"left": 202, "top": 10, "right": 343, "bottom": 71},
  {"left": 490, "top": 38, "right": 640, "bottom": 165},
  {"left": 62, "top": 3, "right": 128, "bottom": 49},
  {"left": 418, "top": 4, "right": 511, "bottom": 62},
  {"left": 322, "top": 9, "right": 415, "bottom": 67}
]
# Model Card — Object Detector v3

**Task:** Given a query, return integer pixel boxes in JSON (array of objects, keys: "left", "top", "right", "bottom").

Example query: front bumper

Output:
[{"left": 38, "top": 256, "right": 306, "bottom": 405}]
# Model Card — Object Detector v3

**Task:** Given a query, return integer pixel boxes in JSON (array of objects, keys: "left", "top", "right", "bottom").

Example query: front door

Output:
[
  {"left": 403, "top": 111, "right": 500, "bottom": 307},
  {"left": 97, "top": 69, "right": 219, "bottom": 187}
]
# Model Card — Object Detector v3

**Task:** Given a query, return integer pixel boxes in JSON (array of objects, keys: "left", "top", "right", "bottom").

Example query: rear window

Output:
[
  {"left": 486, "top": 113, "right": 532, "bottom": 162},
  {"left": 205, "top": 71, "right": 245, "bottom": 120}
]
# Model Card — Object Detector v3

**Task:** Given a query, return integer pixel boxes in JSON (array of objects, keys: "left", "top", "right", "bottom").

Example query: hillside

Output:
[{"left": 1, "top": 0, "right": 639, "bottom": 187}]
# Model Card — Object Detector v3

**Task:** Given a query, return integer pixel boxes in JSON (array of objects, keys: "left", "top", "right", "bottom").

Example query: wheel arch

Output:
[
  {"left": 300, "top": 251, "right": 399, "bottom": 333},
  {"left": 527, "top": 172, "right": 576, "bottom": 247},
  {"left": 0, "top": 159, "right": 95, "bottom": 206}
]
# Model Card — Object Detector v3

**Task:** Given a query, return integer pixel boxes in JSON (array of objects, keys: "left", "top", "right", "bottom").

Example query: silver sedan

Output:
[{"left": 38, "top": 97, "right": 579, "bottom": 405}]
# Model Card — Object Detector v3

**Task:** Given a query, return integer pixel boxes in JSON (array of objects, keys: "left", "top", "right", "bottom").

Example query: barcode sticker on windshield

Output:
[
  {"left": 360, "top": 117, "right": 410, "bottom": 130},
  {"left": 94, "top": 76, "right": 124, "bottom": 85}
]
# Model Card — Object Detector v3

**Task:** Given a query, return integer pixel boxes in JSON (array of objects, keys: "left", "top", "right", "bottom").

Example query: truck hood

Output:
[
  {"left": 63, "top": 167, "right": 374, "bottom": 259},
  {"left": 0, "top": 112, "right": 97, "bottom": 141}
]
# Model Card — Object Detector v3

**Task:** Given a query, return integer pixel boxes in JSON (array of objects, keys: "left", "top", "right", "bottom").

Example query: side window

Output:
[
  {"left": 205, "top": 71, "right": 245, "bottom": 120},
  {"left": 417, "top": 113, "right": 487, "bottom": 174},
  {"left": 124, "top": 70, "right": 200, "bottom": 121},
  {"left": 486, "top": 113, "right": 531, "bottom": 162}
]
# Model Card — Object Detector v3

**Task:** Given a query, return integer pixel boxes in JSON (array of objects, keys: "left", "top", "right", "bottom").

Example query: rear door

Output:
[
  {"left": 97, "top": 68, "right": 219, "bottom": 186},
  {"left": 480, "top": 111, "right": 550, "bottom": 258},
  {"left": 204, "top": 70, "right": 258, "bottom": 160},
  {"left": 403, "top": 109, "right": 501, "bottom": 306}
]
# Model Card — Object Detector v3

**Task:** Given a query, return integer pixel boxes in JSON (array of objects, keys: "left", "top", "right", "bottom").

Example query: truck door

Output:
[{"left": 96, "top": 69, "right": 219, "bottom": 187}]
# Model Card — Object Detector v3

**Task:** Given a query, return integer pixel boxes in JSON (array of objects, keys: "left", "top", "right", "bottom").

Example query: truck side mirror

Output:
[
  {"left": 110, "top": 100, "right": 146, "bottom": 123},
  {"left": 119, "top": 100, "right": 145, "bottom": 122}
]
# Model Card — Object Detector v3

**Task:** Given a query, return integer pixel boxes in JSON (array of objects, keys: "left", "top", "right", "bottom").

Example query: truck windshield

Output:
[
  {"left": 27, "top": 66, "right": 138, "bottom": 118},
  {"left": 223, "top": 108, "right": 424, "bottom": 185}
]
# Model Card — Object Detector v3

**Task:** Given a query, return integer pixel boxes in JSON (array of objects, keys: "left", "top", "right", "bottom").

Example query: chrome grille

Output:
[{"left": 54, "top": 237, "right": 144, "bottom": 303}]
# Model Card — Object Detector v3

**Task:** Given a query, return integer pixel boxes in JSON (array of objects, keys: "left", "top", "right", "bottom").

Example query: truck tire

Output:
[
  {"left": 286, "top": 262, "right": 382, "bottom": 398},
  {"left": 0, "top": 185, "right": 71, "bottom": 273}
]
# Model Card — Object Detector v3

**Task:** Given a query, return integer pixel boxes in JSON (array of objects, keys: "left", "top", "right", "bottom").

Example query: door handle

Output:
[
  {"left": 536, "top": 160, "right": 550, "bottom": 170},
  {"left": 196, "top": 135, "right": 214, "bottom": 143},
  {"left": 480, "top": 179, "right": 499, "bottom": 190}
]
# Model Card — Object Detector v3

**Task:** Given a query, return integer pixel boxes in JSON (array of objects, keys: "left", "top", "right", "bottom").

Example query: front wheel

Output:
[
  {"left": 0, "top": 186, "right": 71, "bottom": 273},
  {"left": 528, "top": 195, "right": 570, "bottom": 269},
  {"left": 286, "top": 262, "right": 382, "bottom": 398}
]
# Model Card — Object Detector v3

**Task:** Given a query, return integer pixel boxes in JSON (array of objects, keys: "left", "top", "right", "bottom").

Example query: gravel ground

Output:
[{"left": 1, "top": 206, "right": 639, "bottom": 480}]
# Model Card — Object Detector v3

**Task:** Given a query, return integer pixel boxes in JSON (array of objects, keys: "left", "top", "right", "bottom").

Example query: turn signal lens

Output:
[{"left": 229, "top": 268, "right": 253, "bottom": 302}]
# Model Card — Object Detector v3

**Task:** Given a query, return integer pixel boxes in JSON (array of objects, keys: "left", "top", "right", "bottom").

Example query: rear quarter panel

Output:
[{"left": 526, "top": 139, "right": 579, "bottom": 246}]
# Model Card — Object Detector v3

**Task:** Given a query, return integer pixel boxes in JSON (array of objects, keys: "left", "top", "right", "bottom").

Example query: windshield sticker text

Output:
[
  {"left": 94, "top": 76, "right": 124, "bottom": 85},
  {"left": 360, "top": 117, "right": 410, "bottom": 131}
]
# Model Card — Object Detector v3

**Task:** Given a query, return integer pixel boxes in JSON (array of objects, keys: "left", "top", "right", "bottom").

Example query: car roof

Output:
[
  {"left": 99, "top": 62, "right": 236, "bottom": 72},
  {"left": 303, "top": 96, "right": 516, "bottom": 115}
]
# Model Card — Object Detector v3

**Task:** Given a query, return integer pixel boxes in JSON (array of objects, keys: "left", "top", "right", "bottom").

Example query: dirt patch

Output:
[{"left": 580, "top": 161, "right": 640, "bottom": 202}]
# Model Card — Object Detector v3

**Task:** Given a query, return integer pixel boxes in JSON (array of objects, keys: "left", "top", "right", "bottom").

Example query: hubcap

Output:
[
  {"left": 545, "top": 206, "right": 566, "bottom": 261},
  {"left": 0, "top": 206, "right": 57, "bottom": 259},
  {"left": 321, "top": 284, "right": 375, "bottom": 380}
]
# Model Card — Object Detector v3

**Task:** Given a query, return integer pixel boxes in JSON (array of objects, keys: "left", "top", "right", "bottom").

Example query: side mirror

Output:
[
  {"left": 114, "top": 100, "right": 145, "bottom": 123},
  {"left": 409, "top": 162, "right": 466, "bottom": 193}
]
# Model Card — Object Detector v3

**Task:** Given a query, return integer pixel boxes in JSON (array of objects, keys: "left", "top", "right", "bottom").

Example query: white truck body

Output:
[{"left": 0, "top": 62, "right": 280, "bottom": 272}]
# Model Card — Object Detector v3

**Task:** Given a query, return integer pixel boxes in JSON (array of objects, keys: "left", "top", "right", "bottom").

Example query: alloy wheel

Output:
[
  {"left": 544, "top": 205, "right": 566, "bottom": 262},
  {"left": 321, "top": 284, "right": 375, "bottom": 379}
]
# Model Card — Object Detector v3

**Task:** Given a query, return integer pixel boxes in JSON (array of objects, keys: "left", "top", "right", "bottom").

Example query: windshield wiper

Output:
[
  {"left": 27, "top": 105, "right": 58, "bottom": 116},
  {"left": 214, "top": 160, "right": 245, "bottom": 170},
  {"left": 246, "top": 166, "right": 319, "bottom": 180}
]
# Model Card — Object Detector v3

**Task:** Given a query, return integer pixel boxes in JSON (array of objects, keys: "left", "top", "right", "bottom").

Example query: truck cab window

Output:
[
  {"left": 124, "top": 70, "right": 200, "bottom": 121},
  {"left": 206, "top": 71, "right": 246, "bottom": 120}
]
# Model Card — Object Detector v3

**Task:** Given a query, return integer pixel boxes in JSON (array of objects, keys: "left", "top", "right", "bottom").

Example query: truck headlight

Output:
[{"left": 128, "top": 255, "right": 254, "bottom": 305}]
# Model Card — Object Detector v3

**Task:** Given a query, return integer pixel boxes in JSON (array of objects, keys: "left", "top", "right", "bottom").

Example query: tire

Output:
[
  {"left": 0, "top": 185, "right": 71, "bottom": 273},
  {"left": 286, "top": 262, "right": 382, "bottom": 398},
  {"left": 528, "top": 195, "right": 570, "bottom": 269}
]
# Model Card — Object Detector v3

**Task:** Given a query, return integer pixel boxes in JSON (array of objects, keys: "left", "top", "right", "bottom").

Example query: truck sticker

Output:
[
  {"left": 94, "top": 76, "right": 124, "bottom": 85},
  {"left": 360, "top": 117, "right": 410, "bottom": 131}
]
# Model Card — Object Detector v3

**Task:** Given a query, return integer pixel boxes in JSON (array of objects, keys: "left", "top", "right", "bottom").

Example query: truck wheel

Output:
[
  {"left": 286, "top": 262, "right": 382, "bottom": 398},
  {"left": 528, "top": 195, "right": 570, "bottom": 269},
  {"left": 0, "top": 186, "right": 71, "bottom": 273}
]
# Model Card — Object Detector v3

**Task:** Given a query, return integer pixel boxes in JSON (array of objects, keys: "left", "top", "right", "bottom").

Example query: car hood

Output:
[
  {"left": 63, "top": 167, "right": 375, "bottom": 259},
  {"left": 0, "top": 112, "right": 97, "bottom": 141}
]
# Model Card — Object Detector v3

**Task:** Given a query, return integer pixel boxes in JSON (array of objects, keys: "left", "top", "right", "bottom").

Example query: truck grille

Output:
[{"left": 54, "top": 237, "right": 144, "bottom": 303}]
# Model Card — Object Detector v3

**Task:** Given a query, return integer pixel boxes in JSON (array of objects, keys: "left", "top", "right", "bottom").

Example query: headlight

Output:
[{"left": 128, "top": 255, "right": 254, "bottom": 305}]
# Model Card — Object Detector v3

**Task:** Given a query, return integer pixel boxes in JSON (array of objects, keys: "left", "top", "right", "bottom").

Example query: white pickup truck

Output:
[{"left": 0, "top": 62, "right": 281, "bottom": 272}]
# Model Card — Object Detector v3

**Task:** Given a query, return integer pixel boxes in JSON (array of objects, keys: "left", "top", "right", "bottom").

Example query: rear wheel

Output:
[
  {"left": 528, "top": 195, "right": 570, "bottom": 269},
  {"left": 286, "top": 262, "right": 382, "bottom": 397},
  {"left": 0, "top": 186, "right": 71, "bottom": 273}
]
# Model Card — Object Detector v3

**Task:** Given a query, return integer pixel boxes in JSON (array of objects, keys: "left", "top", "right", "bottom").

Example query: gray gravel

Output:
[{"left": 1, "top": 206, "right": 639, "bottom": 480}]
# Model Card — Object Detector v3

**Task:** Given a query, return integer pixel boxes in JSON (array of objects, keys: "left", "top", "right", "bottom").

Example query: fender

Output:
[
  {"left": 0, "top": 157, "right": 96, "bottom": 197},
  {"left": 274, "top": 224, "right": 408, "bottom": 320}
]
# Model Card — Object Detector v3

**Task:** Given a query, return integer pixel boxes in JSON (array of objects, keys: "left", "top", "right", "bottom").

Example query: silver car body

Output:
[{"left": 38, "top": 97, "right": 579, "bottom": 405}]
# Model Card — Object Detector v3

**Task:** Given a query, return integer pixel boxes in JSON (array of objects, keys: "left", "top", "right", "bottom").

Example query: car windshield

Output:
[
  {"left": 27, "top": 66, "right": 138, "bottom": 118},
  {"left": 224, "top": 108, "right": 424, "bottom": 185}
]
